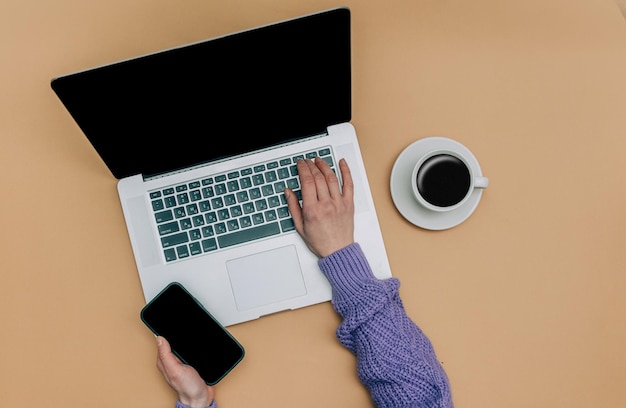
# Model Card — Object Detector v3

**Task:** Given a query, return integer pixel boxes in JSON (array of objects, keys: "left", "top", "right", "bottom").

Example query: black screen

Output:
[
  {"left": 51, "top": 8, "right": 351, "bottom": 179},
  {"left": 140, "top": 283, "right": 245, "bottom": 385}
]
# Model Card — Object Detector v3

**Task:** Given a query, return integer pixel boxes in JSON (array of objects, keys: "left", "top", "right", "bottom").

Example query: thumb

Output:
[{"left": 157, "top": 336, "right": 180, "bottom": 364}]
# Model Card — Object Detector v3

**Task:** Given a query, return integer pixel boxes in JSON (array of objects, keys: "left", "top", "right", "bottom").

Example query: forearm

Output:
[{"left": 318, "top": 243, "right": 454, "bottom": 408}]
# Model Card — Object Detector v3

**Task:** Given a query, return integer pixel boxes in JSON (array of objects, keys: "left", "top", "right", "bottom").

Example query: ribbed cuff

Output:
[
  {"left": 318, "top": 242, "right": 377, "bottom": 299},
  {"left": 175, "top": 400, "right": 216, "bottom": 408}
]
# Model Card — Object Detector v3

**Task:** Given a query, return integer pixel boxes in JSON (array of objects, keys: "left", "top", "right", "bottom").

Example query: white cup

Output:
[{"left": 411, "top": 149, "right": 489, "bottom": 212}]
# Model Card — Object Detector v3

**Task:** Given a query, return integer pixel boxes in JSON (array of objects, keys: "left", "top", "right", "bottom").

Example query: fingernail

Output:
[{"left": 156, "top": 336, "right": 162, "bottom": 346}]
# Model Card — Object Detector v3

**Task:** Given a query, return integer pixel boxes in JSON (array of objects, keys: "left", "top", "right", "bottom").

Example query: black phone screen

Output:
[{"left": 140, "top": 282, "right": 245, "bottom": 385}]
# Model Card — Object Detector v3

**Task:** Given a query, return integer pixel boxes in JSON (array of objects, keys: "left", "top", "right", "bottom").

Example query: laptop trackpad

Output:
[{"left": 226, "top": 245, "right": 307, "bottom": 311}]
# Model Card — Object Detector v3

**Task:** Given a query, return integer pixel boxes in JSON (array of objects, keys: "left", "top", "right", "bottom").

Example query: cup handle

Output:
[{"left": 475, "top": 176, "right": 489, "bottom": 189}]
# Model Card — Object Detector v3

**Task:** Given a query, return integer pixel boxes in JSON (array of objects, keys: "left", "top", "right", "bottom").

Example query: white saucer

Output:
[{"left": 390, "top": 137, "right": 486, "bottom": 230}]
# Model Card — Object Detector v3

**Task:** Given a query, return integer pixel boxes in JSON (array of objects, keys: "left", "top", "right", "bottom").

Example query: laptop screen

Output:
[{"left": 51, "top": 8, "right": 351, "bottom": 179}]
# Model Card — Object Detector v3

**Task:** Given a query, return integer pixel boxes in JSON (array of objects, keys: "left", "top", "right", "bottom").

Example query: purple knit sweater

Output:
[
  {"left": 318, "top": 243, "right": 453, "bottom": 407},
  {"left": 177, "top": 243, "right": 452, "bottom": 408}
]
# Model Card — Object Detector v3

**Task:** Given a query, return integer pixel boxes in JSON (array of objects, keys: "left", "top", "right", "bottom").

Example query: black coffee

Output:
[{"left": 416, "top": 154, "right": 471, "bottom": 207}]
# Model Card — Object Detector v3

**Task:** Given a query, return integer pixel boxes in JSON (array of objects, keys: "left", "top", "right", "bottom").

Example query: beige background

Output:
[{"left": 2, "top": 0, "right": 626, "bottom": 407}]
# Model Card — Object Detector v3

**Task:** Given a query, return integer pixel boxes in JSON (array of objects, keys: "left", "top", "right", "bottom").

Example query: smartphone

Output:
[{"left": 140, "top": 282, "right": 245, "bottom": 385}]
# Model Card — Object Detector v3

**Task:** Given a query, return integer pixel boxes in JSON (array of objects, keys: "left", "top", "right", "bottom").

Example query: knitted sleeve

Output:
[
  {"left": 175, "top": 399, "right": 217, "bottom": 408},
  {"left": 318, "top": 243, "right": 454, "bottom": 408}
]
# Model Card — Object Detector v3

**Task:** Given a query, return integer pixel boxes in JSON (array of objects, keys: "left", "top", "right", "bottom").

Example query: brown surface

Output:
[{"left": 2, "top": 0, "right": 626, "bottom": 407}]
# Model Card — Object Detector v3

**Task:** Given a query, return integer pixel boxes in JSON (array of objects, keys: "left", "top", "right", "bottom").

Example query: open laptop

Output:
[{"left": 51, "top": 7, "right": 392, "bottom": 326}]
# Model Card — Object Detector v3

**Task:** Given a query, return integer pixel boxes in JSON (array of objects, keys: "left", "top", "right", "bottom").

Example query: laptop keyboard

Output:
[{"left": 149, "top": 147, "right": 335, "bottom": 263}]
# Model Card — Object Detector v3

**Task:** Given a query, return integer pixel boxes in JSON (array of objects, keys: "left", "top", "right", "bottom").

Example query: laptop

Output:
[{"left": 51, "top": 7, "right": 392, "bottom": 326}]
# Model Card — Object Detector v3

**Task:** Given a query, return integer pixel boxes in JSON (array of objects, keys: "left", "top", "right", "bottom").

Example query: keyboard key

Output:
[
  {"left": 186, "top": 203, "right": 199, "bottom": 215},
  {"left": 217, "top": 209, "right": 230, "bottom": 220},
  {"left": 265, "top": 210, "right": 277, "bottom": 221},
  {"left": 163, "top": 188, "right": 175, "bottom": 195},
  {"left": 253, "top": 165, "right": 265, "bottom": 173},
  {"left": 215, "top": 175, "right": 227, "bottom": 182},
  {"left": 215, "top": 223, "right": 227, "bottom": 234},
  {"left": 174, "top": 207, "right": 186, "bottom": 218},
  {"left": 224, "top": 194, "right": 236, "bottom": 206},
  {"left": 177, "top": 193, "right": 189, "bottom": 204},
  {"left": 242, "top": 203, "right": 255, "bottom": 214},
  {"left": 150, "top": 191, "right": 162, "bottom": 199},
  {"left": 190, "top": 190, "right": 202, "bottom": 201},
  {"left": 189, "top": 242, "right": 202, "bottom": 256},
  {"left": 277, "top": 168, "right": 290, "bottom": 179},
  {"left": 241, "top": 168, "right": 253, "bottom": 176},
  {"left": 180, "top": 218, "right": 192, "bottom": 230},
  {"left": 279, "top": 158, "right": 291, "bottom": 166},
  {"left": 227, "top": 171, "right": 240, "bottom": 179},
  {"left": 192, "top": 215, "right": 205, "bottom": 227},
  {"left": 158, "top": 221, "right": 179, "bottom": 236},
  {"left": 205, "top": 212, "right": 217, "bottom": 223},
  {"left": 215, "top": 183, "right": 227, "bottom": 195},
  {"left": 252, "top": 213, "right": 264, "bottom": 225},
  {"left": 164, "top": 248, "right": 177, "bottom": 262},
  {"left": 189, "top": 229, "right": 202, "bottom": 240},
  {"left": 227, "top": 180, "right": 239, "bottom": 192},
  {"left": 249, "top": 188, "right": 261, "bottom": 199},
  {"left": 201, "top": 177, "right": 213, "bottom": 185},
  {"left": 211, "top": 197, "right": 224, "bottom": 209},
  {"left": 252, "top": 174, "right": 264, "bottom": 186},
  {"left": 261, "top": 185, "right": 274, "bottom": 196},
  {"left": 240, "top": 177, "right": 252, "bottom": 189},
  {"left": 202, "top": 186, "right": 214, "bottom": 198},
  {"left": 265, "top": 170, "right": 277, "bottom": 182},
  {"left": 319, "top": 148, "right": 331, "bottom": 156},
  {"left": 161, "top": 232, "right": 188, "bottom": 248},
  {"left": 255, "top": 199, "right": 268, "bottom": 211},
  {"left": 202, "top": 238, "right": 218, "bottom": 252},
  {"left": 277, "top": 207, "right": 290, "bottom": 218},
  {"left": 176, "top": 245, "right": 190, "bottom": 259},
  {"left": 217, "top": 222, "right": 280, "bottom": 248},
  {"left": 236, "top": 191, "right": 249, "bottom": 202},
  {"left": 240, "top": 216, "right": 252, "bottom": 228},
  {"left": 155, "top": 210, "right": 174, "bottom": 223},
  {"left": 199, "top": 201, "right": 211, "bottom": 212},
  {"left": 274, "top": 181, "right": 286, "bottom": 193},
  {"left": 189, "top": 181, "right": 201, "bottom": 189},
  {"left": 164, "top": 197, "right": 177, "bottom": 208},
  {"left": 267, "top": 161, "right": 279, "bottom": 169},
  {"left": 176, "top": 185, "right": 188, "bottom": 192},
  {"left": 268, "top": 196, "right": 281, "bottom": 208},
  {"left": 230, "top": 205, "right": 243, "bottom": 217},
  {"left": 201, "top": 226, "right": 214, "bottom": 237},
  {"left": 287, "top": 178, "right": 299, "bottom": 189},
  {"left": 152, "top": 199, "right": 164, "bottom": 211},
  {"left": 227, "top": 220, "right": 240, "bottom": 231},
  {"left": 280, "top": 218, "right": 295, "bottom": 232}
]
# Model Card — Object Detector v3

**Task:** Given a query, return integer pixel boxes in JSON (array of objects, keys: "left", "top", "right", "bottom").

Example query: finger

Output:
[
  {"left": 296, "top": 159, "right": 319, "bottom": 204},
  {"left": 338, "top": 158, "right": 354, "bottom": 204},
  {"left": 304, "top": 158, "right": 331, "bottom": 201},
  {"left": 314, "top": 157, "right": 341, "bottom": 198},
  {"left": 156, "top": 336, "right": 183, "bottom": 373},
  {"left": 284, "top": 188, "right": 304, "bottom": 234}
]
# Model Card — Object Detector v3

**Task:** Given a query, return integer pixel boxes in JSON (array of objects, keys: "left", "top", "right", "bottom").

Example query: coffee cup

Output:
[{"left": 411, "top": 149, "right": 488, "bottom": 212}]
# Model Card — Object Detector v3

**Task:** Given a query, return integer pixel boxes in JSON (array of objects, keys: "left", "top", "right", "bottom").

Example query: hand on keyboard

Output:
[{"left": 285, "top": 157, "right": 354, "bottom": 258}]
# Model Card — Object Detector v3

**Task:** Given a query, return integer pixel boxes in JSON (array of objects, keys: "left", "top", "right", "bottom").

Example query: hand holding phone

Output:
[
  {"left": 141, "top": 282, "right": 245, "bottom": 385},
  {"left": 156, "top": 336, "right": 215, "bottom": 407}
]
